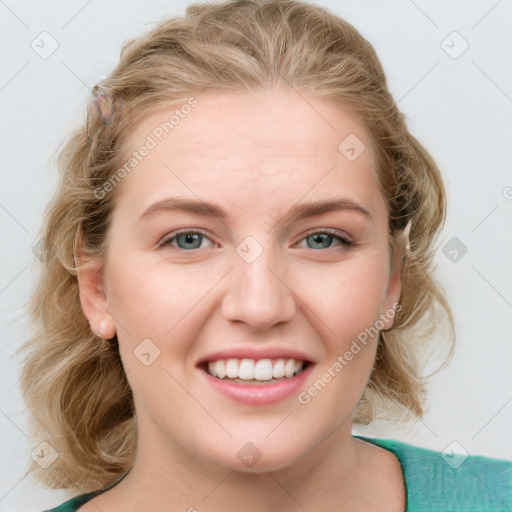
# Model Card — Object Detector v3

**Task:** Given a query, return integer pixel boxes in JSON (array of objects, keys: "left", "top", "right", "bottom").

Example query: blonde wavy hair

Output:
[{"left": 18, "top": 0, "right": 454, "bottom": 495}]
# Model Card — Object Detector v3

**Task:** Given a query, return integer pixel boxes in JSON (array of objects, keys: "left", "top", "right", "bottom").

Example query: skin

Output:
[{"left": 78, "top": 86, "right": 406, "bottom": 511}]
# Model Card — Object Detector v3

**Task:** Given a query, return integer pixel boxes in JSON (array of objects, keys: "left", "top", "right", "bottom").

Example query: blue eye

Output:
[
  {"left": 160, "top": 230, "right": 215, "bottom": 250},
  {"left": 300, "top": 229, "right": 354, "bottom": 250}
]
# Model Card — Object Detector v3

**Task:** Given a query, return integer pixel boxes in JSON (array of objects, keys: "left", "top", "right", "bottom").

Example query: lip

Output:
[{"left": 198, "top": 363, "right": 314, "bottom": 405}]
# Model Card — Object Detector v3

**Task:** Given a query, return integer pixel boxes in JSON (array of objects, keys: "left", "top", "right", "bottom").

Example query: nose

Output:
[{"left": 221, "top": 244, "right": 297, "bottom": 331}]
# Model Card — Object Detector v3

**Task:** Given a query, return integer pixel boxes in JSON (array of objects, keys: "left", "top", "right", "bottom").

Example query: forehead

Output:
[{"left": 114, "top": 87, "right": 384, "bottom": 222}]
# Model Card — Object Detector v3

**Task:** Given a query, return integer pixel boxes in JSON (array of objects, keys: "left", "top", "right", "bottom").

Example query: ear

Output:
[
  {"left": 380, "top": 240, "right": 403, "bottom": 331},
  {"left": 76, "top": 248, "right": 116, "bottom": 340}
]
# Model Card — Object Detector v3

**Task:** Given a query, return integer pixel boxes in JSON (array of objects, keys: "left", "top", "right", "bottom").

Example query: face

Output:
[{"left": 79, "top": 87, "right": 401, "bottom": 474}]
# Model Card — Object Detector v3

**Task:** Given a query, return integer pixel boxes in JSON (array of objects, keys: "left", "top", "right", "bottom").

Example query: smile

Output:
[{"left": 198, "top": 354, "right": 314, "bottom": 405}]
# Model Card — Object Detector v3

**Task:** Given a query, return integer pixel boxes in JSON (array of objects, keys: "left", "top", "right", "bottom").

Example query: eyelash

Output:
[{"left": 158, "top": 228, "right": 356, "bottom": 250}]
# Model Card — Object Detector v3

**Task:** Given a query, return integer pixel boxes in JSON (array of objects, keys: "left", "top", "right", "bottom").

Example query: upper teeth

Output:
[{"left": 207, "top": 358, "right": 304, "bottom": 381}]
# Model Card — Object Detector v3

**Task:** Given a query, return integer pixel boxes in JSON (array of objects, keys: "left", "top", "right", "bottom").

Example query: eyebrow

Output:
[{"left": 138, "top": 197, "right": 372, "bottom": 224}]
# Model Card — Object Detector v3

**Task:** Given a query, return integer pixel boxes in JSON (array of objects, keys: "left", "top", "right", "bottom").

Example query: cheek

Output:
[
  {"left": 292, "top": 251, "right": 391, "bottom": 342},
  {"left": 106, "top": 251, "right": 219, "bottom": 339}
]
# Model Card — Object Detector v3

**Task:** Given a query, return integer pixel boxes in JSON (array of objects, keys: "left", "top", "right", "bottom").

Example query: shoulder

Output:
[
  {"left": 41, "top": 471, "right": 130, "bottom": 512},
  {"left": 41, "top": 490, "right": 101, "bottom": 512},
  {"left": 355, "top": 435, "right": 512, "bottom": 512}
]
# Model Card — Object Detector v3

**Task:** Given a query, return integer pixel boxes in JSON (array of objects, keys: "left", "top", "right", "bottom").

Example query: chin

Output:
[{"left": 203, "top": 434, "right": 315, "bottom": 475}]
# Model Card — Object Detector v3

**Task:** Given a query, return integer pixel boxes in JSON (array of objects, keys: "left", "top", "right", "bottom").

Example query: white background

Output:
[{"left": 1, "top": 0, "right": 511, "bottom": 510}]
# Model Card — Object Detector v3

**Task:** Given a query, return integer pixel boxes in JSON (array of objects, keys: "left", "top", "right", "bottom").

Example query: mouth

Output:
[
  {"left": 197, "top": 354, "right": 314, "bottom": 405},
  {"left": 200, "top": 358, "right": 311, "bottom": 384}
]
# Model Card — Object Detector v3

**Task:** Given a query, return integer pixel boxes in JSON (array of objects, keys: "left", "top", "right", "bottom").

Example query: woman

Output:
[{"left": 18, "top": 0, "right": 511, "bottom": 510}]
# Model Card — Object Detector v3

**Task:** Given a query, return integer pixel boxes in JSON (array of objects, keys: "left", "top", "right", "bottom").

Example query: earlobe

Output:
[
  {"left": 88, "top": 310, "right": 117, "bottom": 340},
  {"left": 76, "top": 254, "right": 117, "bottom": 340}
]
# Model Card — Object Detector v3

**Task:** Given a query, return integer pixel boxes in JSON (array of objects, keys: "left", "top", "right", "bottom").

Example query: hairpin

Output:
[{"left": 86, "top": 85, "right": 119, "bottom": 138}]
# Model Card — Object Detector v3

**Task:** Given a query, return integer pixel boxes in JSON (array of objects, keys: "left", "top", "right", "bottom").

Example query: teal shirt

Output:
[{"left": 42, "top": 436, "right": 512, "bottom": 511}]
